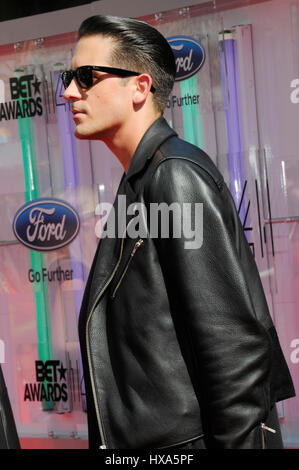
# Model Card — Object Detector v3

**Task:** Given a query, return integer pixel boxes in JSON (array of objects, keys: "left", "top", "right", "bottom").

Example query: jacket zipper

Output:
[
  {"left": 261, "top": 422, "right": 276, "bottom": 449},
  {"left": 111, "top": 239, "right": 144, "bottom": 299},
  {"left": 85, "top": 218, "right": 135, "bottom": 449}
]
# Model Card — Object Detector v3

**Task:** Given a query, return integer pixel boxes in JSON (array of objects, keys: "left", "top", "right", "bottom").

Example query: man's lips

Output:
[
  {"left": 72, "top": 109, "right": 86, "bottom": 120},
  {"left": 72, "top": 109, "right": 86, "bottom": 115}
]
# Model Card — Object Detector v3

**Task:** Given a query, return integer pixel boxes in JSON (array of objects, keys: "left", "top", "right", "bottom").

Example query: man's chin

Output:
[
  {"left": 74, "top": 126, "right": 93, "bottom": 140},
  {"left": 74, "top": 126, "right": 105, "bottom": 141}
]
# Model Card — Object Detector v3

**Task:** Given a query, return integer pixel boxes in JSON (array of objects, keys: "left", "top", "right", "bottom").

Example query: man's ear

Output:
[{"left": 132, "top": 74, "right": 153, "bottom": 105}]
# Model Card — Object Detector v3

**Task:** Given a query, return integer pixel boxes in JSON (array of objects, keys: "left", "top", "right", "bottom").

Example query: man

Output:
[{"left": 62, "top": 15, "right": 295, "bottom": 449}]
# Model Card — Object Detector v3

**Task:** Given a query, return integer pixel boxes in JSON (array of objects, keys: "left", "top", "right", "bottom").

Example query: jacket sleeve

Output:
[{"left": 145, "top": 157, "right": 272, "bottom": 449}]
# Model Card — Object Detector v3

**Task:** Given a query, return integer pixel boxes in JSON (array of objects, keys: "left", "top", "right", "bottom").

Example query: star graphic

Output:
[
  {"left": 58, "top": 363, "right": 67, "bottom": 381},
  {"left": 32, "top": 76, "right": 41, "bottom": 95}
]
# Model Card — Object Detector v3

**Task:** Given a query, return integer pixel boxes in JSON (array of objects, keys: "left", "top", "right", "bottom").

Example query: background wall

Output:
[{"left": 0, "top": 0, "right": 213, "bottom": 45}]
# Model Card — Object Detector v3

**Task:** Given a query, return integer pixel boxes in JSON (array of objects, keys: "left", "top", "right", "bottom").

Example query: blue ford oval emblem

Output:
[
  {"left": 167, "top": 36, "right": 205, "bottom": 81},
  {"left": 13, "top": 198, "right": 80, "bottom": 251}
]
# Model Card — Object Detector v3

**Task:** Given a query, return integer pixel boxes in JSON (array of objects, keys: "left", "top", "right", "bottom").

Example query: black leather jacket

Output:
[
  {"left": 0, "top": 366, "right": 20, "bottom": 449},
  {"left": 78, "top": 117, "right": 295, "bottom": 449}
]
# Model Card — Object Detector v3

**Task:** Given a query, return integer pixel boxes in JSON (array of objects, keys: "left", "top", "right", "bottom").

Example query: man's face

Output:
[{"left": 63, "top": 35, "right": 133, "bottom": 141}]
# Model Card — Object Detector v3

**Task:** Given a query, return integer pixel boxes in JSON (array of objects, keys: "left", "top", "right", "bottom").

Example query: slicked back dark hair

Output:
[{"left": 78, "top": 15, "right": 176, "bottom": 112}]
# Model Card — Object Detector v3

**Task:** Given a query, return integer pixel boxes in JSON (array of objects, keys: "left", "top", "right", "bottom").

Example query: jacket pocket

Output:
[
  {"left": 156, "top": 434, "right": 205, "bottom": 450},
  {"left": 110, "top": 238, "right": 144, "bottom": 299}
]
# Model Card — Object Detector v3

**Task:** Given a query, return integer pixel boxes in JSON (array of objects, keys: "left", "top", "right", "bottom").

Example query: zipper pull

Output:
[
  {"left": 131, "top": 239, "right": 143, "bottom": 257},
  {"left": 261, "top": 423, "right": 276, "bottom": 433},
  {"left": 110, "top": 239, "right": 144, "bottom": 299}
]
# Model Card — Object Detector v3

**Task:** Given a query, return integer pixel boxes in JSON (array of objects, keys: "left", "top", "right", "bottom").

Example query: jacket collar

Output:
[{"left": 125, "top": 116, "right": 177, "bottom": 183}]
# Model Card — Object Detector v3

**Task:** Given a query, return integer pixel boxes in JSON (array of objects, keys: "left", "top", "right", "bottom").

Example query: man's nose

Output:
[{"left": 62, "top": 79, "right": 82, "bottom": 101}]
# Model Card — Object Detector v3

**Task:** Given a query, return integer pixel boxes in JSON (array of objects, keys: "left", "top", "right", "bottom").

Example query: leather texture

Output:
[
  {"left": 78, "top": 117, "right": 295, "bottom": 449},
  {"left": 0, "top": 366, "right": 20, "bottom": 449}
]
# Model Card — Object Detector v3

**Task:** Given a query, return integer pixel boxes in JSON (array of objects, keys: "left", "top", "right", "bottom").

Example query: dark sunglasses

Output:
[{"left": 60, "top": 65, "right": 155, "bottom": 93}]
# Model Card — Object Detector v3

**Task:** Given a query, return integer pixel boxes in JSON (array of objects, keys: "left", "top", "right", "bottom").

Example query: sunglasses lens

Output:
[
  {"left": 77, "top": 67, "right": 92, "bottom": 89},
  {"left": 61, "top": 68, "right": 92, "bottom": 89},
  {"left": 61, "top": 71, "right": 73, "bottom": 89}
]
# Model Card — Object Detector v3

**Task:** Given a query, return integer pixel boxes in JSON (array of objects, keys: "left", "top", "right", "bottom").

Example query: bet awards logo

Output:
[
  {"left": 0, "top": 74, "right": 43, "bottom": 121},
  {"left": 24, "top": 360, "right": 68, "bottom": 402}
]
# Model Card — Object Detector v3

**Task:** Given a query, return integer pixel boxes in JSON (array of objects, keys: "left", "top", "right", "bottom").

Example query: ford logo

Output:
[
  {"left": 13, "top": 198, "right": 80, "bottom": 251},
  {"left": 167, "top": 36, "right": 205, "bottom": 81}
]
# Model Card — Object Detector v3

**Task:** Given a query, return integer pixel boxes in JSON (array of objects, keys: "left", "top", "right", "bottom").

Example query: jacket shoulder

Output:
[{"left": 157, "top": 136, "right": 224, "bottom": 192}]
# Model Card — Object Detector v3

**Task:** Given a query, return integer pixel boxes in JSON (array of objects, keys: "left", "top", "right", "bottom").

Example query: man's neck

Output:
[{"left": 103, "top": 112, "right": 161, "bottom": 173}]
